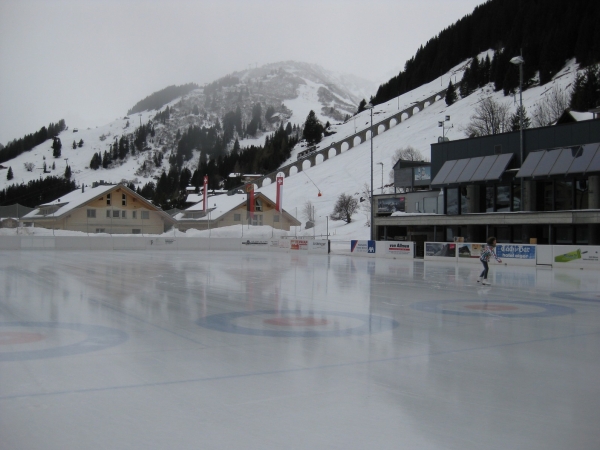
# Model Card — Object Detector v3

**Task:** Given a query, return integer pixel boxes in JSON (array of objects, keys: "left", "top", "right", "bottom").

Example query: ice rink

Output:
[{"left": 1, "top": 250, "right": 599, "bottom": 450}]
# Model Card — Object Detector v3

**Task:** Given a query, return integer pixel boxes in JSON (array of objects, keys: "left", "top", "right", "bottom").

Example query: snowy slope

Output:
[{"left": 1, "top": 55, "right": 583, "bottom": 241}]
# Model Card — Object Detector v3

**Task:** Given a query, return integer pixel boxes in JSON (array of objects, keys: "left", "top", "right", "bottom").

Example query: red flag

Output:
[
  {"left": 276, "top": 176, "right": 283, "bottom": 212},
  {"left": 203, "top": 176, "right": 208, "bottom": 211},
  {"left": 246, "top": 184, "right": 255, "bottom": 219}
]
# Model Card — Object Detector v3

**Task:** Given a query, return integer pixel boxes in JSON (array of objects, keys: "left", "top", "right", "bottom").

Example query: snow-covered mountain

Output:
[
  {"left": 0, "top": 61, "right": 376, "bottom": 192},
  {"left": 0, "top": 56, "right": 587, "bottom": 241}
]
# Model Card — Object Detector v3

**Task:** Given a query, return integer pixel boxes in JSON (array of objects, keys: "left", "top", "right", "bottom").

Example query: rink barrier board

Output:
[{"left": 2, "top": 237, "right": 599, "bottom": 268}]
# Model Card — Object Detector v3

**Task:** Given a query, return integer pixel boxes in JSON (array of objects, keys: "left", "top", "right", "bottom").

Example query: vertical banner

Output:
[
  {"left": 246, "top": 184, "right": 255, "bottom": 219},
  {"left": 276, "top": 176, "right": 283, "bottom": 212},
  {"left": 203, "top": 175, "right": 208, "bottom": 211}
]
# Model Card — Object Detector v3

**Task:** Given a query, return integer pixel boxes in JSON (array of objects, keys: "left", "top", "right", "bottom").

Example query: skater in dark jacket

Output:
[{"left": 478, "top": 237, "right": 502, "bottom": 285}]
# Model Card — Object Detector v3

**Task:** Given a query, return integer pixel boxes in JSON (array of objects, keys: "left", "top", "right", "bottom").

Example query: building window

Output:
[
  {"left": 255, "top": 199, "right": 263, "bottom": 212},
  {"left": 106, "top": 193, "right": 111, "bottom": 206},
  {"left": 555, "top": 226, "right": 574, "bottom": 244},
  {"left": 234, "top": 213, "right": 241, "bottom": 221},
  {"left": 512, "top": 182, "right": 521, "bottom": 212},
  {"left": 486, "top": 186, "right": 494, "bottom": 212},
  {"left": 121, "top": 211, "right": 127, "bottom": 218},
  {"left": 446, "top": 188, "right": 458, "bottom": 215},
  {"left": 87, "top": 209, "right": 96, "bottom": 218},
  {"left": 113, "top": 210, "right": 120, "bottom": 218},
  {"left": 252, "top": 214, "right": 263, "bottom": 226},
  {"left": 460, "top": 187, "right": 469, "bottom": 214},
  {"left": 496, "top": 185, "right": 510, "bottom": 212},
  {"left": 575, "top": 179, "right": 588, "bottom": 209},
  {"left": 543, "top": 181, "right": 554, "bottom": 211},
  {"left": 132, "top": 229, "right": 141, "bottom": 234},
  {"left": 273, "top": 214, "right": 280, "bottom": 223},
  {"left": 122, "top": 193, "right": 127, "bottom": 206},
  {"left": 95, "top": 228, "right": 105, "bottom": 233},
  {"left": 555, "top": 180, "right": 573, "bottom": 211},
  {"left": 141, "top": 211, "right": 149, "bottom": 219},
  {"left": 106, "top": 210, "right": 111, "bottom": 218},
  {"left": 132, "top": 211, "right": 137, "bottom": 219},
  {"left": 575, "top": 226, "right": 588, "bottom": 244}
]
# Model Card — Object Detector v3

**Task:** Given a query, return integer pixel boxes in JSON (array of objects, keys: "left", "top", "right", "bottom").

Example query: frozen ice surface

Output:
[{"left": 1, "top": 250, "right": 599, "bottom": 450}]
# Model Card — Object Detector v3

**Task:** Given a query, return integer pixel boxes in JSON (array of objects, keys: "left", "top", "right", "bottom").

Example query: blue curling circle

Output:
[
  {"left": 410, "top": 300, "right": 574, "bottom": 318},
  {"left": 0, "top": 322, "right": 128, "bottom": 362},
  {"left": 197, "top": 310, "right": 399, "bottom": 337}
]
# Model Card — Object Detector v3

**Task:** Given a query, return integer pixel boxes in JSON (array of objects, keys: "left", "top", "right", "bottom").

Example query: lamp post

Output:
[
  {"left": 365, "top": 103, "right": 374, "bottom": 240},
  {"left": 510, "top": 54, "right": 525, "bottom": 211},
  {"left": 438, "top": 115, "right": 451, "bottom": 142},
  {"left": 378, "top": 162, "right": 384, "bottom": 194}
]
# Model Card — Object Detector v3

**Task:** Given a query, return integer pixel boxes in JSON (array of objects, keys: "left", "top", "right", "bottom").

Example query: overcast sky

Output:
[{"left": 0, "top": 0, "right": 485, "bottom": 145}]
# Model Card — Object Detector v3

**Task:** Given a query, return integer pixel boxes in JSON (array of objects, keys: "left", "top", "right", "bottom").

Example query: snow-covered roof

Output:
[
  {"left": 22, "top": 184, "right": 174, "bottom": 223},
  {"left": 177, "top": 193, "right": 247, "bottom": 220},
  {"left": 23, "top": 184, "right": 115, "bottom": 219},
  {"left": 186, "top": 193, "right": 203, "bottom": 204}
]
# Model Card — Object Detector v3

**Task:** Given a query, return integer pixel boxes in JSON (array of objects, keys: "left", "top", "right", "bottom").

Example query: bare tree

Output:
[
  {"left": 531, "top": 86, "right": 570, "bottom": 127},
  {"left": 23, "top": 162, "right": 35, "bottom": 172},
  {"left": 331, "top": 193, "right": 359, "bottom": 223},
  {"left": 360, "top": 182, "right": 372, "bottom": 224},
  {"left": 389, "top": 146, "right": 428, "bottom": 184},
  {"left": 302, "top": 200, "right": 315, "bottom": 222},
  {"left": 463, "top": 96, "right": 511, "bottom": 137}
]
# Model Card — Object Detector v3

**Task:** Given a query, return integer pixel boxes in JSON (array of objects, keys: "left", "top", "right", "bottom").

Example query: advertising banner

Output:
[
  {"left": 425, "top": 242, "right": 455, "bottom": 258},
  {"left": 309, "top": 240, "right": 329, "bottom": 254},
  {"left": 291, "top": 239, "right": 309, "bottom": 251},
  {"left": 241, "top": 239, "right": 268, "bottom": 247},
  {"left": 497, "top": 244, "right": 536, "bottom": 260},
  {"left": 383, "top": 242, "right": 413, "bottom": 258},
  {"left": 377, "top": 197, "right": 405, "bottom": 214},
  {"left": 351, "top": 240, "right": 376, "bottom": 254},
  {"left": 553, "top": 246, "right": 600, "bottom": 268},
  {"left": 457, "top": 243, "right": 483, "bottom": 259}
]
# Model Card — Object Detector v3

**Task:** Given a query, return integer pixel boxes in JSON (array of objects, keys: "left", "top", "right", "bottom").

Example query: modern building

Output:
[
  {"left": 22, "top": 183, "right": 176, "bottom": 234},
  {"left": 374, "top": 118, "right": 600, "bottom": 254}
]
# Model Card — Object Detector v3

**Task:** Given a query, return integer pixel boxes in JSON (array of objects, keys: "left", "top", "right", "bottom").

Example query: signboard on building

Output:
[
  {"left": 413, "top": 166, "right": 431, "bottom": 185},
  {"left": 377, "top": 197, "right": 405, "bottom": 214}
]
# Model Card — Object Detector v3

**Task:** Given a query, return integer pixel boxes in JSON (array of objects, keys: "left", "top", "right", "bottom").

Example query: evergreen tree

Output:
[
  {"left": 72, "top": 140, "right": 77, "bottom": 149},
  {"left": 78, "top": 139, "right": 84, "bottom": 147},
  {"left": 302, "top": 110, "right": 323, "bottom": 146},
  {"left": 6, "top": 167, "right": 13, "bottom": 180},
  {"left": 510, "top": 105, "right": 531, "bottom": 131},
  {"left": 64, "top": 165, "right": 71, "bottom": 179},
  {"left": 52, "top": 137, "right": 62, "bottom": 158},
  {"left": 445, "top": 80, "right": 457, "bottom": 105},
  {"left": 570, "top": 64, "right": 600, "bottom": 111},
  {"left": 285, "top": 122, "right": 292, "bottom": 135},
  {"left": 52, "top": 162, "right": 55, "bottom": 170}
]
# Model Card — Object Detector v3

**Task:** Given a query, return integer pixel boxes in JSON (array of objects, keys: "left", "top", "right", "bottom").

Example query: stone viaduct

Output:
[{"left": 230, "top": 88, "right": 447, "bottom": 193}]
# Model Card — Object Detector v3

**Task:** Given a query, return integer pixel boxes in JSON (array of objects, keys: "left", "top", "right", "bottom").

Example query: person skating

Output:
[{"left": 477, "top": 237, "right": 502, "bottom": 285}]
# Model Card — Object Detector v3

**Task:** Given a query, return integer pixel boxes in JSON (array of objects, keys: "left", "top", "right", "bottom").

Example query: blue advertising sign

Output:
[
  {"left": 496, "top": 244, "right": 536, "bottom": 260},
  {"left": 351, "top": 240, "right": 376, "bottom": 254}
]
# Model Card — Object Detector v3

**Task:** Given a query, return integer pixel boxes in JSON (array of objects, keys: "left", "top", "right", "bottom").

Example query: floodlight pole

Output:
[
  {"left": 511, "top": 54, "right": 525, "bottom": 212},
  {"left": 378, "top": 162, "right": 384, "bottom": 194},
  {"left": 366, "top": 103, "right": 374, "bottom": 241}
]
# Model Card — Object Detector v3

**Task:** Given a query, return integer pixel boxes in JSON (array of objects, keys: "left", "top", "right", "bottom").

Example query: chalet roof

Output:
[{"left": 22, "top": 183, "right": 175, "bottom": 224}]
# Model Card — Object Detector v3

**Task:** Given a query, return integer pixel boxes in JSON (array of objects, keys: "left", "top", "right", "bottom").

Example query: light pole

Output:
[
  {"left": 438, "top": 115, "right": 452, "bottom": 142},
  {"left": 510, "top": 54, "right": 525, "bottom": 211},
  {"left": 365, "top": 103, "right": 374, "bottom": 240},
  {"left": 378, "top": 162, "right": 384, "bottom": 194}
]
